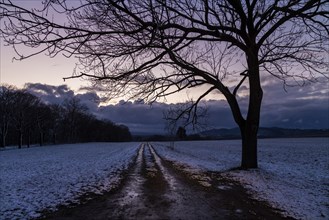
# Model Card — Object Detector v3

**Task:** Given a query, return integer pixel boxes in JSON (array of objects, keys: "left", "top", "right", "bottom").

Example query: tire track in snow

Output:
[
  {"left": 40, "top": 143, "right": 293, "bottom": 220},
  {"left": 148, "top": 143, "right": 177, "bottom": 190},
  {"left": 148, "top": 143, "right": 293, "bottom": 220},
  {"left": 148, "top": 143, "right": 227, "bottom": 219},
  {"left": 114, "top": 143, "right": 146, "bottom": 214}
]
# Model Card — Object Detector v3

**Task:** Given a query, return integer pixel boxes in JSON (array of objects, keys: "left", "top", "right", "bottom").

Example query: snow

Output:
[
  {"left": 1, "top": 138, "right": 328, "bottom": 220},
  {"left": 0, "top": 142, "right": 139, "bottom": 220},
  {"left": 153, "top": 138, "right": 329, "bottom": 220}
]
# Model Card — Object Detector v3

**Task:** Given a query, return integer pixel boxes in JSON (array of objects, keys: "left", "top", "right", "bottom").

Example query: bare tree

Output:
[
  {"left": 164, "top": 100, "right": 208, "bottom": 136},
  {"left": 33, "top": 102, "right": 52, "bottom": 146},
  {"left": 48, "top": 104, "right": 65, "bottom": 145},
  {"left": 0, "top": 85, "right": 16, "bottom": 148},
  {"left": 176, "top": 126, "right": 187, "bottom": 140},
  {"left": 1, "top": 0, "right": 328, "bottom": 168},
  {"left": 9, "top": 90, "right": 40, "bottom": 148},
  {"left": 62, "top": 97, "right": 88, "bottom": 143}
]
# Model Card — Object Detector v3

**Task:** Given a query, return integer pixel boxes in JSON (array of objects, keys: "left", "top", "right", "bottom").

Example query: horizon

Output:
[{"left": 1, "top": 81, "right": 328, "bottom": 135}]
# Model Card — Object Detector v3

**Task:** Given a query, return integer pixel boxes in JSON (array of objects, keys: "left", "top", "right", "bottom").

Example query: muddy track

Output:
[{"left": 39, "top": 143, "right": 293, "bottom": 220}]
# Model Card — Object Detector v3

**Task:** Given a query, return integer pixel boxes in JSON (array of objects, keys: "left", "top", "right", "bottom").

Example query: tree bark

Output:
[
  {"left": 1, "top": 133, "right": 5, "bottom": 148},
  {"left": 240, "top": 123, "right": 258, "bottom": 169},
  {"left": 39, "top": 131, "right": 44, "bottom": 146},
  {"left": 27, "top": 129, "right": 31, "bottom": 148},
  {"left": 18, "top": 130, "right": 23, "bottom": 149},
  {"left": 240, "top": 49, "right": 263, "bottom": 169},
  {"left": 53, "top": 132, "right": 57, "bottom": 145},
  {"left": 1, "top": 119, "right": 9, "bottom": 148}
]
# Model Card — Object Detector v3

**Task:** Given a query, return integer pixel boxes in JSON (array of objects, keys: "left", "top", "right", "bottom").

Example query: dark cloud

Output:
[
  {"left": 25, "top": 83, "right": 101, "bottom": 113},
  {"left": 76, "top": 92, "right": 102, "bottom": 113},
  {"left": 25, "top": 83, "right": 74, "bottom": 105},
  {"left": 97, "top": 101, "right": 168, "bottom": 134},
  {"left": 260, "top": 79, "right": 329, "bottom": 129},
  {"left": 25, "top": 80, "right": 329, "bottom": 135}
]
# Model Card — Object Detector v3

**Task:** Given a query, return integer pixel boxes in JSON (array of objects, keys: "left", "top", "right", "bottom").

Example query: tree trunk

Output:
[
  {"left": 18, "top": 130, "right": 23, "bottom": 149},
  {"left": 27, "top": 130, "right": 31, "bottom": 148},
  {"left": 240, "top": 123, "right": 258, "bottom": 169},
  {"left": 1, "top": 133, "right": 5, "bottom": 148},
  {"left": 240, "top": 49, "right": 263, "bottom": 169},
  {"left": 39, "top": 131, "right": 43, "bottom": 146},
  {"left": 1, "top": 121, "right": 9, "bottom": 148},
  {"left": 53, "top": 132, "right": 57, "bottom": 145}
]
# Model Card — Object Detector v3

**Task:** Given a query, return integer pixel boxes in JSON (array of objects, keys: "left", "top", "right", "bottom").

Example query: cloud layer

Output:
[{"left": 25, "top": 80, "right": 329, "bottom": 134}]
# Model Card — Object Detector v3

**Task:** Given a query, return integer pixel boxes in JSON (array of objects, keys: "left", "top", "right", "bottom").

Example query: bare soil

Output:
[{"left": 38, "top": 143, "right": 294, "bottom": 220}]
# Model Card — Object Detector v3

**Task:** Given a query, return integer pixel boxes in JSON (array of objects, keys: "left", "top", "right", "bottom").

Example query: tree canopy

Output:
[{"left": 1, "top": 0, "right": 328, "bottom": 167}]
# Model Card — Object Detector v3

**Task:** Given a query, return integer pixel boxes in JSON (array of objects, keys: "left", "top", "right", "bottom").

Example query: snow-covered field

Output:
[
  {"left": 153, "top": 138, "right": 329, "bottom": 220},
  {"left": 0, "top": 143, "right": 139, "bottom": 219},
  {"left": 1, "top": 138, "right": 328, "bottom": 220}
]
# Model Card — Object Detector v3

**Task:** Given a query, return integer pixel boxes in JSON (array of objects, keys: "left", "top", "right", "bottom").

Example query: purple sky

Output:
[
  {"left": 24, "top": 81, "right": 329, "bottom": 134},
  {"left": 1, "top": 1, "right": 328, "bottom": 134},
  {"left": 2, "top": 39, "right": 328, "bottom": 134}
]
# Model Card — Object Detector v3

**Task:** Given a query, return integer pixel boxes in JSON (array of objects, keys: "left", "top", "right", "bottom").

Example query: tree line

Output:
[{"left": 0, "top": 85, "right": 132, "bottom": 148}]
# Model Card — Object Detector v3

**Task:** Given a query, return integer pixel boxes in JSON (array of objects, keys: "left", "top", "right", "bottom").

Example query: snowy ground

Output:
[
  {"left": 1, "top": 138, "right": 328, "bottom": 220},
  {"left": 0, "top": 143, "right": 139, "bottom": 219},
  {"left": 153, "top": 138, "right": 329, "bottom": 220}
]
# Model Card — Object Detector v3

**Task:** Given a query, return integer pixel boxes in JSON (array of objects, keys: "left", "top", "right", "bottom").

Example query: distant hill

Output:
[
  {"left": 199, "top": 127, "right": 329, "bottom": 139},
  {"left": 131, "top": 127, "right": 329, "bottom": 141}
]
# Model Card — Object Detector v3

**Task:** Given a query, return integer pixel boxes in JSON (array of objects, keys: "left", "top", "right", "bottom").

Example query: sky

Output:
[
  {"left": 0, "top": 0, "right": 89, "bottom": 92},
  {"left": 0, "top": 38, "right": 86, "bottom": 91},
  {"left": 1, "top": 1, "right": 328, "bottom": 134},
  {"left": 22, "top": 80, "right": 329, "bottom": 135}
]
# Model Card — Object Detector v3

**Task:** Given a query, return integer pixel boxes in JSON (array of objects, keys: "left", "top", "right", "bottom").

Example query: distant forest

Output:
[{"left": 0, "top": 85, "right": 132, "bottom": 148}]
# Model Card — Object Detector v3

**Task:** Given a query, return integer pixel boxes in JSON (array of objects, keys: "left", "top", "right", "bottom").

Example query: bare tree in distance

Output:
[
  {"left": 0, "top": 85, "right": 16, "bottom": 148},
  {"left": 10, "top": 89, "right": 41, "bottom": 148},
  {"left": 1, "top": 0, "right": 328, "bottom": 168},
  {"left": 62, "top": 97, "right": 88, "bottom": 143},
  {"left": 164, "top": 99, "right": 208, "bottom": 136}
]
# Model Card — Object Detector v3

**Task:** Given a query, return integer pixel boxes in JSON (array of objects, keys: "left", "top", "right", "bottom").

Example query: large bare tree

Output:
[{"left": 1, "top": 0, "right": 328, "bottom": 168}]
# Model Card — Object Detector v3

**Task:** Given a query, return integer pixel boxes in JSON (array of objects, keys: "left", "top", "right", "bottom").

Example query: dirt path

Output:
[{"left": 39, "top": 143, "right": 293, "bottom": 220}]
